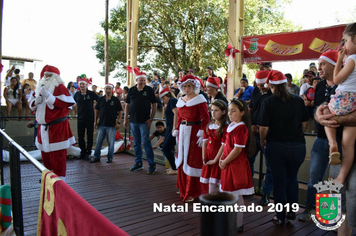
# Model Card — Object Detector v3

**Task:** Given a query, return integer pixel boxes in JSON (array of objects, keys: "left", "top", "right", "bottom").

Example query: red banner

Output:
[
  {"left": 242, "top": 24, "right": 347, "bottom": 63},
  {"left": 37, "top": 170, "right": 128, "bottom": 236}
]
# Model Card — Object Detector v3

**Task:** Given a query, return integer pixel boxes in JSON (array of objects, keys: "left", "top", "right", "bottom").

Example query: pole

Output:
[
  {"left": 227, "top": 0, "right": 244, "bottom": 99},
  {"left": 105, "top": 0, "right": 109, "bottom": 84}
]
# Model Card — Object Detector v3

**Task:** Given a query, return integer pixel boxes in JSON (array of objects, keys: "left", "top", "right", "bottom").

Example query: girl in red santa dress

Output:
[
  {"left": 172, "top": 75, "right": 210, "bottom": 202},
  {"left": 219, "top": 98, "right": 255, "bottom": 232},
  {"left": 200, "top": 99, "right": 228, "bottom": 193}
]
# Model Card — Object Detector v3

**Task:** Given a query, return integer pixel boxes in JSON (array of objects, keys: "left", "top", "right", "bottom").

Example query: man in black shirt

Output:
[
  {"left": 299, "top": 50, "right": 341, "bottom": 222},
  {"left": 74, "top": 78, "right": 99, "bottom": 160},
  {"left": 248, "top": 70, "right": 273, "bottom": 205},
  {"left": 124, "top": 69, "right": 157, "bottom": 174},
  {"left": 91, "top": 83, "right": 122, "bottom": 163}
]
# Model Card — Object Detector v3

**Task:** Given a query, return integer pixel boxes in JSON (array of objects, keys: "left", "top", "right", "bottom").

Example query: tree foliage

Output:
[{"left": 93, "top": 0, "right": 298, "bottom": 79}]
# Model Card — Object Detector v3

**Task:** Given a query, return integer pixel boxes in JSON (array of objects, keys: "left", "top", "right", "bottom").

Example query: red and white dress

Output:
[
  {"left": 200, "top": 123, "right": 227, "bottom": 185},
  {"left": 219, "top": 122, "right": 254, "bottom": 196},
  {"left": 29, "top": 84, "right": 76, "bottom": 176},
  {"left": 176, "top": 94, "right": 210, "bottom": 202}
]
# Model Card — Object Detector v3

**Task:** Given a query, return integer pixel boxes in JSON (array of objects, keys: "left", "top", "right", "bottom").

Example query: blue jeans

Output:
[
  {"left": 248, "top": 134, "right": 273, "bottom": 195},
  {"left": 266, "top": 141, "right": 306, "bottom": 220},
  {"left": 94, "top": 126, "right": 116, "bottom": 161},
  {"left": 130, "top": 123, "right": 155, "bottom": 165},
  {"left": 162, "top": 125, "right": 177, "bottom": 170},
  {"left": 305, "top": 137, "right": 341, "bottom": 206}
]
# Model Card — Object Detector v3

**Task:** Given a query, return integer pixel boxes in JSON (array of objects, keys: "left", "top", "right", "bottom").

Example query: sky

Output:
[{"left": 2, "top": 0, "right": 356, "bottom": 87}]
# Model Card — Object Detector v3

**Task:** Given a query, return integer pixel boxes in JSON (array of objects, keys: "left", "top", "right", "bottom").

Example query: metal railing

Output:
[{"left": 0, "top": 128, "right": 46, "bottom": 236}]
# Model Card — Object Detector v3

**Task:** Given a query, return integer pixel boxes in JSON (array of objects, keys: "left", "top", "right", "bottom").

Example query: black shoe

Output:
[
  {"left": 90, "top": 158, "right": 100, "bottom": 163},
  {"left": 77, "top": 155, "right": 85, "bottom": 159},
  {"left": 272, "top": 216, "right": 285, "bottom": 226},
  {"left": 130, "top": 163, "right": 143, "bottom": 171},
  {"left": 84, "top": 154, "right": 91, "bottom": 160},
  {"left": 286, "top": 212, "right": 296, "bottom": 220},
  {"left": 237, "top": 224, "right": 244, "bottom": 232},
  {"left": 147, "top": 164, "right": 157, "bottom": 174},
  {"left": 106, "top": 158, "right": 112, "bottom": 163},
  {"left": 260, "top": 194, "right": 270, "bottom": 206}
]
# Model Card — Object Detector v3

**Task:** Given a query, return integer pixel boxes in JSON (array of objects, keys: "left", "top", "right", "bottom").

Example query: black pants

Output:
[
  {"left": 77, "top": 119, "right": 94, "bottom": 157},
  {"left": 162, "top": 125, "right": 177, "bottom": 170}
]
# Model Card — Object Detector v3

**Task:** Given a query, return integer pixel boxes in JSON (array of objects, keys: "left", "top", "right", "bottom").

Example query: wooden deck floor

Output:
[{"left": 2, "top": 153, "right": 348, "bottom": 236}]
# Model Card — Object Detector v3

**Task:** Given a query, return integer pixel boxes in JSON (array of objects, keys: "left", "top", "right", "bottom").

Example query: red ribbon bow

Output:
[{"left": 225, "top": 44, "right": 240, "bottom": 59}]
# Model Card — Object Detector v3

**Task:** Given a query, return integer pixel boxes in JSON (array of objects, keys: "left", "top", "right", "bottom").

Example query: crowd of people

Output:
[{"left": 3, "top": 22, "right": 356, "bottom": 234}]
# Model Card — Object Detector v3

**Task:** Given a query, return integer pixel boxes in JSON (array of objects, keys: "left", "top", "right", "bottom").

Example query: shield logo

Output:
[
  {"left": 315, "top": 193, "right": 342, "bottom": 225},
  {"left": 247, "top": 38, "right": 259, "bottom": 54}
]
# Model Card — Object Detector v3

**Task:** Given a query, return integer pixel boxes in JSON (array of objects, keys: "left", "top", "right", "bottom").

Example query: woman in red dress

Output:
[{"left": 172, "top": 75, "right": 210, "bottom": 202}]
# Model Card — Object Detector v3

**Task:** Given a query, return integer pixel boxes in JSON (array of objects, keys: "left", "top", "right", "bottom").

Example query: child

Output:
[
  {"left": 325, "top": 23, "right": 356, "bottom": 185},
  {"left": 200, "top": 99, "right": 228, "bottom": 193},
  {"left": 219, "top": 98, "right": 255, "bottom": 232},
  {"left": 150, "top": 121, "right": 167, "bottom": 150},
  {"left": 22, "top": 83, "right": 34, "bottom": 120},
  {"left": 301, "top": 77, "right": 321, "bottom": 118}
]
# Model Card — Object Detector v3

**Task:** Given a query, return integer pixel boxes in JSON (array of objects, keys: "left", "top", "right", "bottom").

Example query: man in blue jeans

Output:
[
  {"left": 124, "top": 67, "right": 157, "bottom": 174},
  {"left": 91, "top": 83, "right": 122, "bottom": 163}
]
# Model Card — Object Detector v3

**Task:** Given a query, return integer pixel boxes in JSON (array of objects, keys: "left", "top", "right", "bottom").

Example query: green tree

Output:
[{"left": 93, "top": 0, "right": 298, "bottom": 79}]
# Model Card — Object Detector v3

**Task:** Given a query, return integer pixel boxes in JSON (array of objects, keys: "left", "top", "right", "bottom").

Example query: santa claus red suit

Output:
[
  {"left": 29, "top": 65, "right": 76, "bottom": 178},
  {"left": 173, "top": 75, "right": 210, "bottom": 202}
]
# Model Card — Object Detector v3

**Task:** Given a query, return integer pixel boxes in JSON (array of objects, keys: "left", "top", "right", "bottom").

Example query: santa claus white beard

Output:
[{"left": 35, "top": 76, "right": 59, "bottom": 95}]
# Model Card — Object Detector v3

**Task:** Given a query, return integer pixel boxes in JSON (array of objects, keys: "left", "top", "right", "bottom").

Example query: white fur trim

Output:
[
  {"left": 177, "top": 79, "right": 201, "bottom": 91},
  {"left": 206, "top": 81, "right": 218, "bottom": 88},
  {"left": 319, "top": 55, "right": 336, "bottom": 66},
  {"left": 175, "top": 124, "right": 202, "bottom": 177},
  {"left": 234, "top": 144, "right": 245, "bottom": 148},
  {"left": 203, "top": 138, "right": 209, "bottom": 141},
  {"left": 209, "top": 123, "right": 219, "bottom": 130},
  {"left": 159, "top": 91, "right": 169, "bottom": 98},
  {"left": 220, "top": 185, "right": 255, "bottom": 196},
  {"left": 136, "top": 74, "right": 146, "bottom": 79},
  {"left": 36, "top": 130, "right": 76, "bottom": 152},
  {"left": 176, "top": 94, "right": 207, "bottom": 108},
  {"left": 46, "top": 93, "right": 56, "bottom": 109},
  {"left": 200, "top": 177, "right": 220, "bottom": 184},
  {"left": 227, "top": 121, "right": 244, "bottom": 133},
  {"left": 269, "top": 79, "right": 287, "bottom": 85},
  {"left": 255, "top": 78, "right": 267, "bottom": 84}
]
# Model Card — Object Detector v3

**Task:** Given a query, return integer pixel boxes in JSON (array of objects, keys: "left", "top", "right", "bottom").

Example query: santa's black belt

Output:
[
  {"left": 181, "top": 120, "right": 201, "bottom": 126},
  {"left": 43, "top": 117, "right": 67, "bottom": 131}
]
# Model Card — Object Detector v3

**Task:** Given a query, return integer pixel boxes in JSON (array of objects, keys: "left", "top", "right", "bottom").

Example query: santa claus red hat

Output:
[
  {"left": 206, "top": 77, "right": 220, "bottom": 89},
  {"left": 177, "top": 74, "right": 201, "bottom": 91},
  {"left": 127, "top": 65, "right": 146, "bottom": 79},
  {"left": 104, "top": 83, "right": 114, "bottom": 88},
  {"left": 78, "top": 78, "right": 89, "bottom": 85},
  {"left": 159, "top": 84, "right": 170, "bottom": 98},
  {"left": 40, "top": 65, "right": 60, "bottom": 79},
  {"left": 264, "top": 70, "right": 287, "bottom": 88},
  {"left": 255, "top": 70, "right": 269, "bottom": 84},
  {"left": 319, "top": 50, "right": 338, "bottom": 66}
]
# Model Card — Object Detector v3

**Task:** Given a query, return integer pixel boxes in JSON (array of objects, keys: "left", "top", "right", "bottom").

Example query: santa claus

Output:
[{"left": 29, "top": 65, "right": 76, "bottom": 181}]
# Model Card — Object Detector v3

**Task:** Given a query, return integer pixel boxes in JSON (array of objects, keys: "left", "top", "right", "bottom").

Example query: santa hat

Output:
[
  {"left": 40, "top": 65, "right": 60, "bottom": 79},
  {"left": 104, "top": 83, "right": 114, "bottom": 89},
  {"left": 319, "top": 50, "right": 338, "bottom": 66},
  {"left": 206, "top": 77, "right": 220, "bottom": 89},
  {"left": 264, "top": 70, "right": 287, "bottom": 88},
  {"left": 159, "top": 84, "right": 170, "bottom": 98},
  {"left": 255, "top": 70, "right": 270, "bottom": 84},
  {"left": 127, "top": 65, "right": 147, "bottom": 79},
  {"left": 78, "top": 78, "right": 88, "bottom": 85},
  {"left": 177, "top": 75, "right": 201, "bottom": 91}
]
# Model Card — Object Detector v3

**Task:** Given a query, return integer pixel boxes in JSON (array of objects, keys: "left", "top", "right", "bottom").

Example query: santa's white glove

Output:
[
  {"left": 40, "top": 86, "right": 50, "bottom": 99},
  {"left": 196, "top": 130, "right": 204, "bottom": 147},
  {"left": 172, "top": 129, "right": 178, "bottom": 137},
  {"left": 35, "top": 96, "right": 43, "bottom": 105}
]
